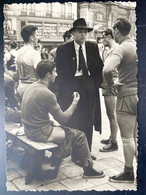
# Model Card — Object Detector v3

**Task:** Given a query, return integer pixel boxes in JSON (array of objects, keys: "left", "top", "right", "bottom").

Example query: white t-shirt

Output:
[{"left": 17, "top": 44, "right": 41, "bottom": 69}]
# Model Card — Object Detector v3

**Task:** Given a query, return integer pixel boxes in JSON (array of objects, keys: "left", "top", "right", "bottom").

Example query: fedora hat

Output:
[{"left": 69, "top": 18, "right": 93, "bottom": 33}]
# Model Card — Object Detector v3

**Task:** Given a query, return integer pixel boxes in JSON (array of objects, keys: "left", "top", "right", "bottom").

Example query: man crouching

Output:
[{"left": 21, "top": 60, "right": 105, "bottom": 184}]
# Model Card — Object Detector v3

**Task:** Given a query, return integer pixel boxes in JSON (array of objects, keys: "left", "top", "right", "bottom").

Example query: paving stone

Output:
[
  {"left": 92, "top": 161, "right": 107, "bottom": 171},
  {"left": 7, "top": 169, "right": 21, "bottom": 181},
  {"left": 112, "top": 154, "right": 125, "bottom": 163},
  {"left": 13, "top": 177, "right": 45, "bottom": 191},
  {"left": 6, "top": 181, "right": 20, "bottom": 191},
  {"left": 37, "top": 182, "right": 69, "bottom": 191},
  {"left": 96, "top": 157, "right": 124, "bottom": 169},
  {"left": 112, "top": 147, "right": 124, "bottom": 155},
  {"left": 43, "top": 172, "right": 67, "bottom": 184},
  {"left": 108, "top": 181, "right": 137, "bottom": 191},
  {"left": 60, "top": 176, "right": 95, "bottom": 191},
  {"left": 14, "top": 167, "right": 27, "bottom": 177},
  {"left": 97, "top": 149, "right": 120, "bottom": 159},
  {"left": 7, "top": 159, "right": 18, "bottom": 169},
  {"left": 60, "top": 156, "right": 74, "bottom": 168},
  {"left": 60, "top": 165, "right": 83, "bottom": 178},
  {"left": 86, "top": 183, "right": 117, "bottom": 191},
  {"left": 104, "top": 167, "right": 123, "bottom": 177},
  {"left": 87, "top": 175, "right": 109, "bottom": 186}
]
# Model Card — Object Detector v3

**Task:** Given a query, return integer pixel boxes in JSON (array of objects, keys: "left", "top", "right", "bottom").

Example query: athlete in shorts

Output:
[
  {"left": 99, "top": 29, "right": 119, "bottom": 152},
  {"left": 103, "top": 18, "right": 137, "bottom": 183}
]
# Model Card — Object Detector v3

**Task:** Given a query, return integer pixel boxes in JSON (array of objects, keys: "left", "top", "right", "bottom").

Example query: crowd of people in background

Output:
[{"left": 4, "top": 17, "right": 137, "bottom": 185}]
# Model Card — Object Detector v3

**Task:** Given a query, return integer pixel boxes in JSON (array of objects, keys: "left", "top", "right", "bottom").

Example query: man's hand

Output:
[
  {"left": 72, "top": 92, "right": 80, "bottom": 105},
  {"left": 112, "top": 79, "right": 125, "bottom": 86}
]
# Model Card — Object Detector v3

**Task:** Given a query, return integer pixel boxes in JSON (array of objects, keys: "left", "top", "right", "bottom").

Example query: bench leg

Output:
[
  {"left": 43, "top": 148, "right": 62, "bottom": 179},
  {"left": 25, "top": 150, "right": 44, "bottom": 185}
]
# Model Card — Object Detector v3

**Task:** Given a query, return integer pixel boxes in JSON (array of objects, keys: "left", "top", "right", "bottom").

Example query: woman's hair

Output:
[
  {"left": 36, "top": 60, "right": 56, "bottom": 79},
  {"left": 113, "top": 18, "right": 131, "bottom": 36},
  {"left": 21, "top": 25, "right": 37, "bottom": 43}
]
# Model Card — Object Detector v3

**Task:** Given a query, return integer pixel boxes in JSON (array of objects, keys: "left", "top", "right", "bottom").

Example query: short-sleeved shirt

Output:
[
  {"left": 17, "top": 45, "right": 41, "bottom": 83},
  {"left": 111, "top": 38, "right": 137, "bottom": 97},
  {"left": 21, "top": 81, "right": 72, "bottom": 142},
  {"left": 102, "top": 44, "right": 118, "bottom": 96},
  {"left": 17, "top": 45, "right": 41, "bottom": 69}
]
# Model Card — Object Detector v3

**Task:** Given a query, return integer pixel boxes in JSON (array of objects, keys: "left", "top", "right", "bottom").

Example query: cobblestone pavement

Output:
[{"left": 6, "top": 90, "right": 137, "bottom": 191}]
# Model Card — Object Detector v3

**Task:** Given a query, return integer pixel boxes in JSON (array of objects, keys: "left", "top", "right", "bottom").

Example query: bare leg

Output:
[
  {"left": 47, "top": 126, "right": 65, "bottom": 144},
  {"left": 117, "top": 112, "right": 137, "bottom": 168},
  {"left": 104, "top": 95, "right": 118, "bottom": 143}
]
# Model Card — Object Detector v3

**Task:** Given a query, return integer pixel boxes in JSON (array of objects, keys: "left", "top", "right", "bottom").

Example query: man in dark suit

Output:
[{"left": 55, "top": 18, "right": 103, "bottom": 162}]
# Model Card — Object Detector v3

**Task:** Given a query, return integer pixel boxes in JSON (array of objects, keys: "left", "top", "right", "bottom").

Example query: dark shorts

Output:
[
  {"left": 116, "top": 95, "right": 138, "bottom": 115},
  {"left": 102, "top": 86, "right": 118, "bottom": 96}
]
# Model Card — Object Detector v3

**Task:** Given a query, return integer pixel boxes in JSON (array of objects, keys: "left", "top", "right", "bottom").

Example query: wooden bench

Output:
[{"left": 5, "top": 122, "right": 58, "bottom": 184}]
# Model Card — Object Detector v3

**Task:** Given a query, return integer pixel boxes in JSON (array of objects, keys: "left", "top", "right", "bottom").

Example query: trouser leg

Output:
[
  {"left": 71, "top": 129, "right": 93, "bottom": 170},
  {"left": 48, "top": 126, "right": 93, "bottom": 178}
]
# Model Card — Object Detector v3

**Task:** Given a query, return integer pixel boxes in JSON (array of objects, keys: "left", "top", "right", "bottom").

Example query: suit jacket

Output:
[
  {"left": 55, "top": 40, "right": 104, "bottom": 133},
  {"left": 55, "top": 40, "right": 103, "bottom": 88}
]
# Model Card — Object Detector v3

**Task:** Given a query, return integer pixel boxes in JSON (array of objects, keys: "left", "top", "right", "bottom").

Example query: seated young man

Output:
[{"left": 21, "top": 60, "right": 105, "bottom": 183}]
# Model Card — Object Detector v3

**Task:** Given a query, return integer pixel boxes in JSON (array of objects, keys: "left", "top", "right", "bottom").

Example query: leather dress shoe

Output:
[{"left": 91, "top": 155, "right": 97, "bottom": 160}]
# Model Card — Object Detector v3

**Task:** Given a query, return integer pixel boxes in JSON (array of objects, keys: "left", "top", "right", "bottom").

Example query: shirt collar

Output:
[{"left": 74, "top": 41, "right": 86, "bottom": 51}]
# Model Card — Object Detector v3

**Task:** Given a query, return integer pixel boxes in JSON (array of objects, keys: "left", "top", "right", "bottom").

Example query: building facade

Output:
[
  {"left": 4, "top": 3, "right": 77, "bottom": 51},
  {"left": 4, "top": 2, "right": 136, "bottom": 51},
  {"left": 79, "top": 2, "right": 136, "bottom": 41}
]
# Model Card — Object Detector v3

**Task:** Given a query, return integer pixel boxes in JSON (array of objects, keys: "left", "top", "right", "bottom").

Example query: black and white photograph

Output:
[{"left": 3, "top": 1, "right": 138, "bottom": 192}]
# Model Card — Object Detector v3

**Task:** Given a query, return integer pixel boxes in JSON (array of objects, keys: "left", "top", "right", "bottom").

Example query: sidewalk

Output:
[{"left": 6, "top": 90, "right": 137, "bottom": 191}]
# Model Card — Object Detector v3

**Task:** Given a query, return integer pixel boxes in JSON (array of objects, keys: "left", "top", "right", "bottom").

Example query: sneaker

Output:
[
  {"left": 109, "top": 171, "right": 134, "bottom": 183},
  {"left": 100, "top": 138, "right": 111, "bottom": 145},
  {"left": 83, "top": 168, "right": 105, "bottom": 179},
  {"left": 99, "top": 143, "right": 118, "bottom": 152}
]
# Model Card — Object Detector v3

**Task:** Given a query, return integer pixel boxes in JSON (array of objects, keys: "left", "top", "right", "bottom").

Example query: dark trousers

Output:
[
  {"left": 58, "top": 76, "right": 96, "bottom": 151},
  {"left": 52, "top": 126, "right": 93, "bottom": 170}
]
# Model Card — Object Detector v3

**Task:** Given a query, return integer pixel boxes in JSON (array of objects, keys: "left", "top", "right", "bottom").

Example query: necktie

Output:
[{"left": 78, "top": 45, "right": 88, "bottom": 76}]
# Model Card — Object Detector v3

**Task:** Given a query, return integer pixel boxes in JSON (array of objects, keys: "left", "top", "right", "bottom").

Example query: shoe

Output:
[
  {"left": 83, "top": 168, "right": 105, "bottom": 179},
  {"left": 99, "top": 143, "right": 118, "bottom": 152},
  {"left": 109, "top": 171, "right": 134, "bottom": 183},
  {"left": 91, "top": 155, "right": 97, "bottom": 160},
  {"left": 100, "top": 138, "right": 111, "bottom": 145}
]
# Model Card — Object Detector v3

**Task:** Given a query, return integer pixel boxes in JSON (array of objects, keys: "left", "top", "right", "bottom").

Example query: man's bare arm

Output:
[{"left": 103, "top": 55, "right": 123, "bottom": 86}]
